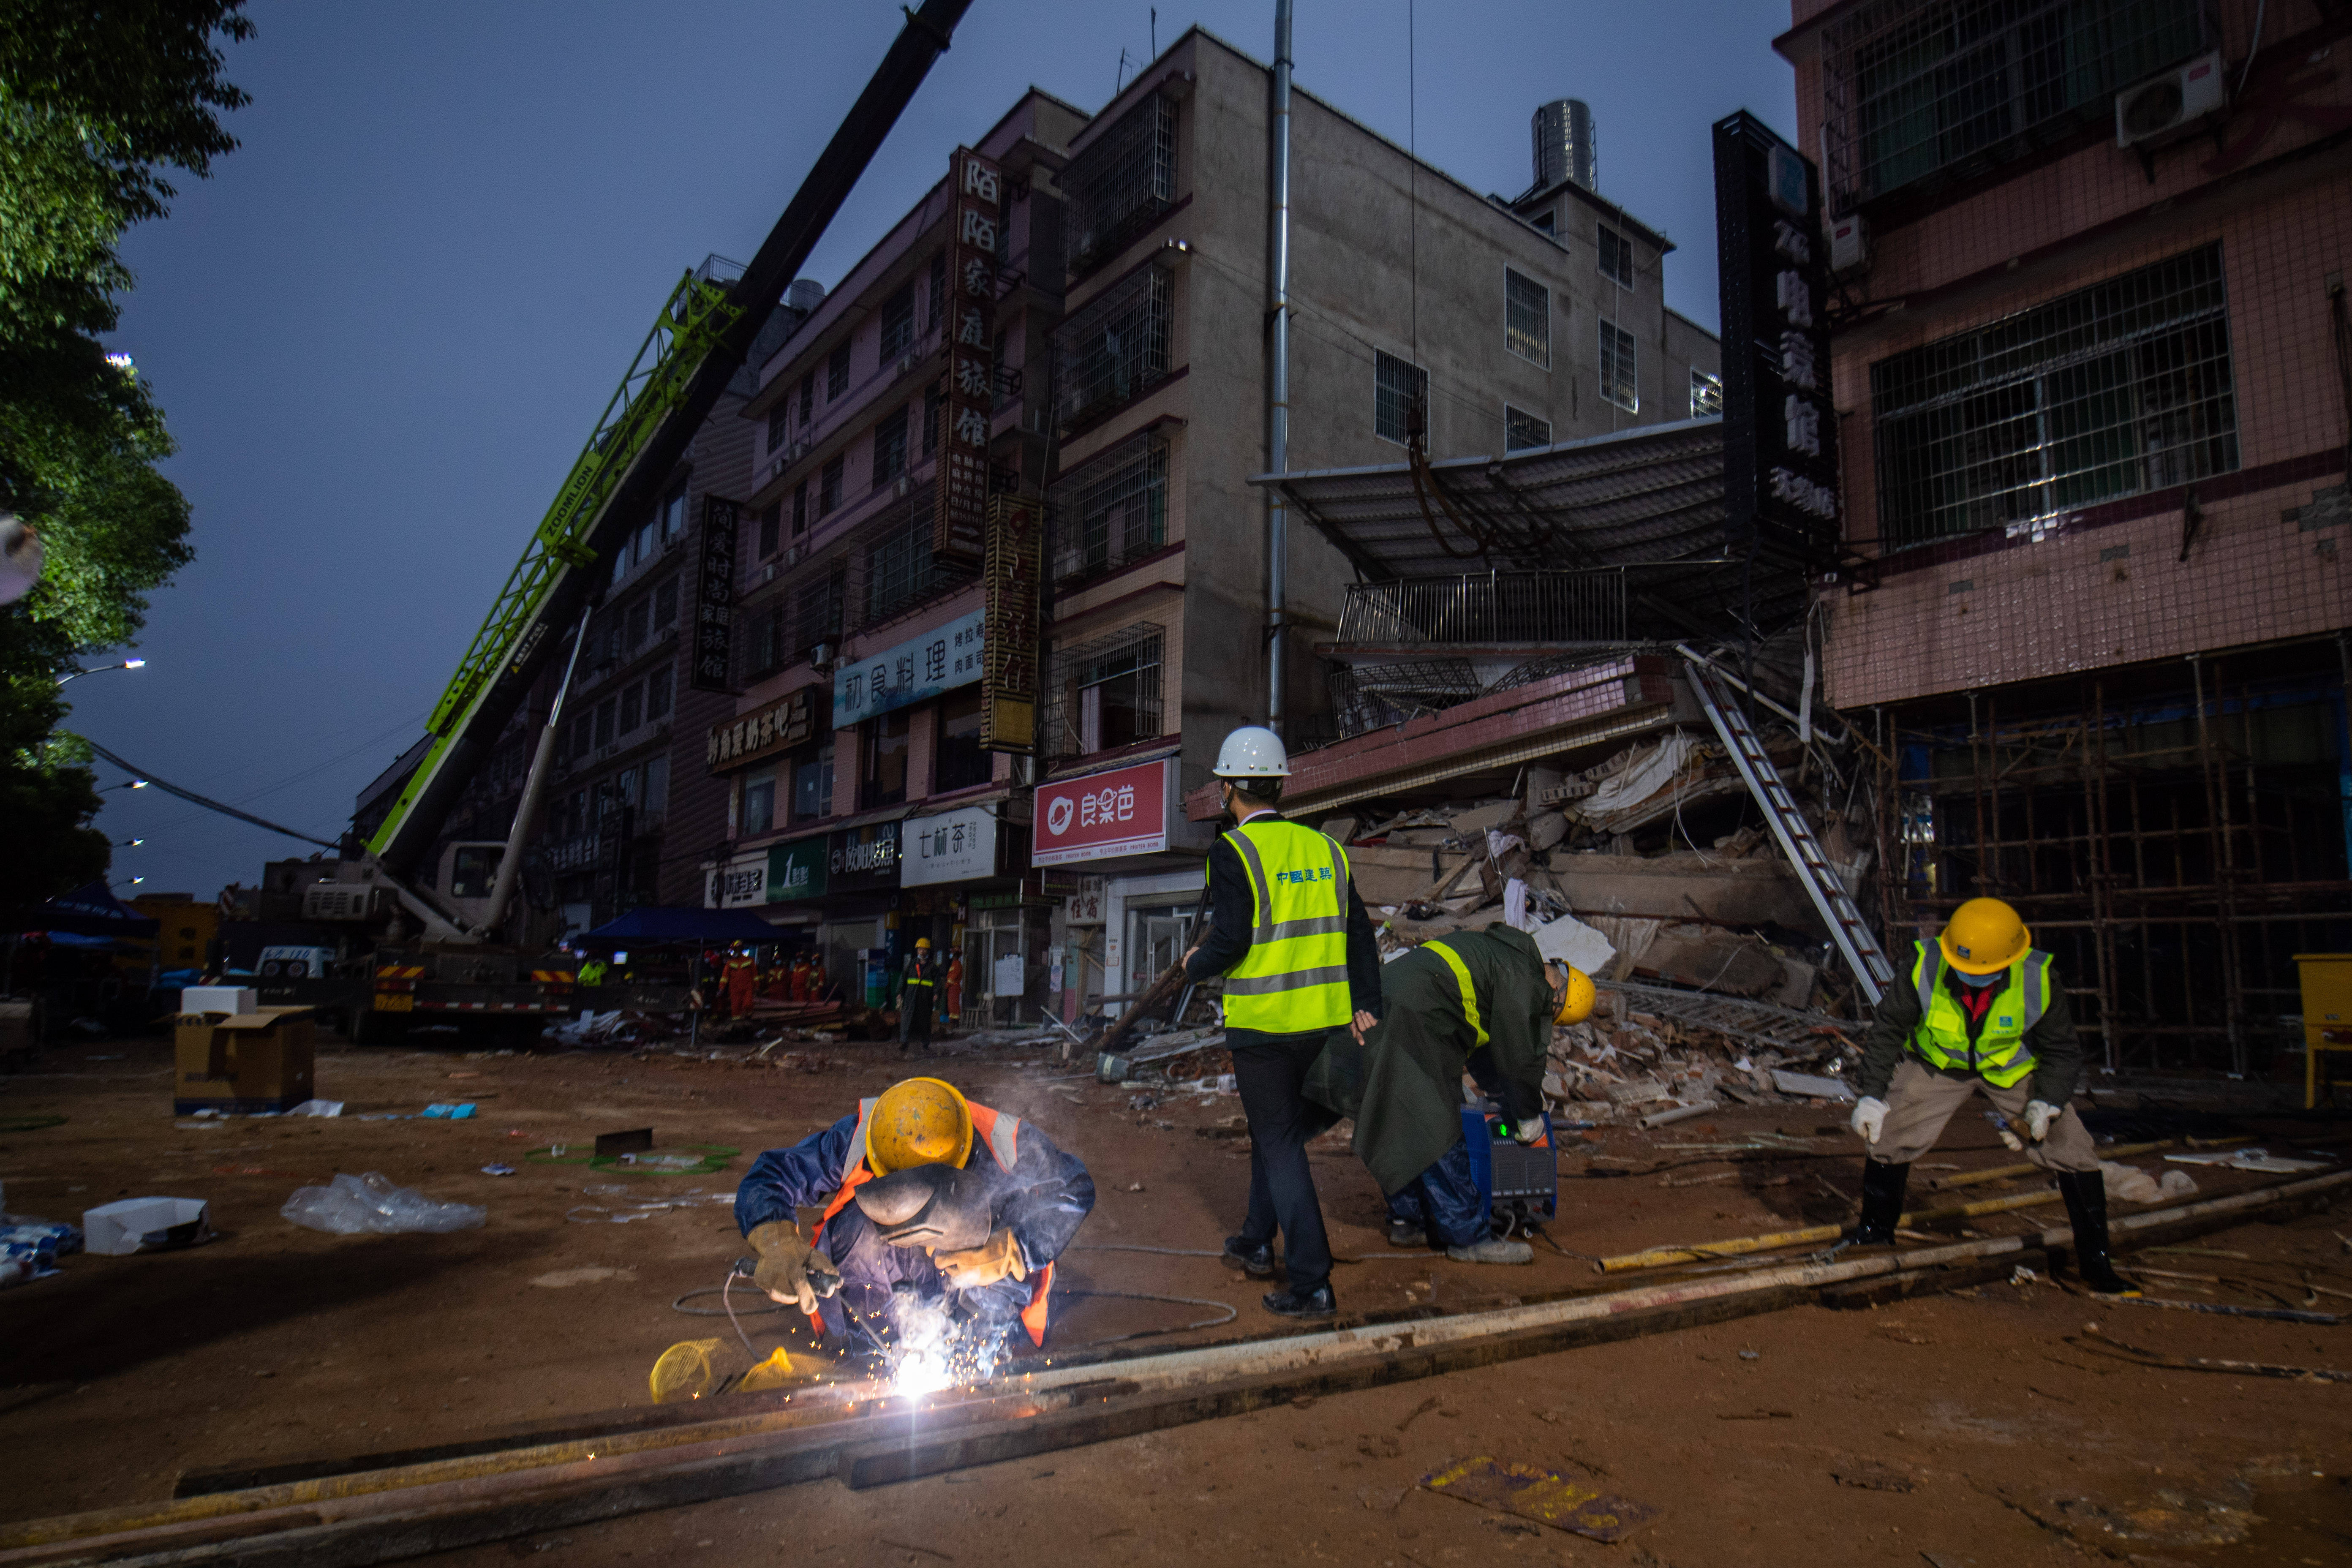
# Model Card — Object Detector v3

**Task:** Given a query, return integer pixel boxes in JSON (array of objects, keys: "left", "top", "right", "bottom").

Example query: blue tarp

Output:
[
  {"left": 574, "top": 906, "right": 784, "bottom": 947},
  {"left": 16, "top": 882, "right": 159, "bottom": 939}
]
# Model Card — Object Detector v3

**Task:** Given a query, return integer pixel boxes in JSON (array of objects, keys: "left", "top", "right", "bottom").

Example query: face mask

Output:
[{"left": 1952, "top": 966, "right": 2001, "bottom": 988}]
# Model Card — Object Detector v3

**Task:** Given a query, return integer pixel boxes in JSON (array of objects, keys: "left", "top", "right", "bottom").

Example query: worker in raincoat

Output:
[
  {"left": 734, "top": 1077, "right": 1095, "bottom": 1356},
  {"left": 1309, "top": 923, "right": 1588, "bottom": 1263}
]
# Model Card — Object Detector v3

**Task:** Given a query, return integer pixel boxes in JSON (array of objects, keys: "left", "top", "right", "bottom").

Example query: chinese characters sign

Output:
[
  {"left": 1712, "top": 112, "right": 1840, "bottom": 566},
  {"left": 1032, "top": 757, "right": 1171, "bottom": 866},
  {"left": 934, "top": 147, "right": 1001, "bottom": 568},
  {"left": 829, "top": 820, "right": 901, "bottom": 892},
  {"left": 832, "top": 608, "right": 985, "bottom": 727},
  {"left": 902, "top": 803, "right": 1000, "bottom": 887},
  {"left": 706, "top": 685, "right": 819, "bottom": 773},
  {"left": 980, "top": 494, "right": 1041, "bottom": 752},
  {"left": 688, "top": 497, "right": 740, "bottom": 693},
  {"left": 708, "top": 849, "right": 765, "bottom": 909}
]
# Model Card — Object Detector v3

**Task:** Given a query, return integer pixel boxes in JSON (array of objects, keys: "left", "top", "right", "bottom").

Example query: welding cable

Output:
[
  {"left": 1057, "top": 1288, "right": 1239, "bottom": 1345},
  {"left": 1070, "top": 1242, "right": 1421, "bottom": 1264}
]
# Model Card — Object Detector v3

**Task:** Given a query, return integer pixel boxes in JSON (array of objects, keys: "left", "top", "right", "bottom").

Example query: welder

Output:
[
  {"left": 733, "top": 1076, "right": 1095, "bottom": 1355},
  {"left": 1846, "top": 896, "right": 2138, "bottom": 1296},
  {"left": 1309, "top": 923, "right": 1590, "bottom": 1263}
]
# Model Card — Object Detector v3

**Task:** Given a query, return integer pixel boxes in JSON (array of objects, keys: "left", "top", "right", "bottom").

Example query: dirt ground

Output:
[{"left": 1, "top": 1025, "right": 2347, "bottom": 1565}]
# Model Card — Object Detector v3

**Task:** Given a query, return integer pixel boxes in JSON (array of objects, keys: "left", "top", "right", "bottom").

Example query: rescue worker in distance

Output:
[
  {"left": 899, "top": 936, "right": 939, "bottom": 1052},
  {"left": 1311, "top": 930, "right": 1593, "bottom": 1263},
  {"left": 733, "top": 1077, "right": 1096, "bottom": 1353},
  {"left": 1846, "top": 897, "right": 2138, "bottom": 1296},
  {"left": 1184, "top": 726, "right": 1382, "bottom": 1320}
]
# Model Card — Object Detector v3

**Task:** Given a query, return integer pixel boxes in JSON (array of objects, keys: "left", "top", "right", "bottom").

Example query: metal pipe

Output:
[
  {"left": 481, "top": 608, "right": 593, "bottom": 939},
  {"left": 1264, "top": 0, "right": 1293, "bottom": 734}
]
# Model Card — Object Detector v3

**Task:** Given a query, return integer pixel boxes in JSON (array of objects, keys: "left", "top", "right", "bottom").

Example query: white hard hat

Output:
[{"left": 1213, "top": 725, "right": 1290, "bottom": 778}]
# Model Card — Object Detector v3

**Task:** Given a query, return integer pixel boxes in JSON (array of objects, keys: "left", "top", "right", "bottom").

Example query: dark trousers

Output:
[
  {"left": 900, "top": 985, "right": 934, "bottom": 1046},
  {"left": 1385, "top": 1134, "right": 1488, "bottom": 1248},
  {"left": 1230, "top": 1029, "right": 1340, "bottom": 1293}
]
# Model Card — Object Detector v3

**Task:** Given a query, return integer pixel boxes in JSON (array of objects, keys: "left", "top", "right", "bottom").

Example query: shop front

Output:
[
  {"left": 822, "top": 818, "right": 903, "bottom": 1006},
  {"left": 903, "top": 800, "right": 1047, "bottom": 1029},
  {"left": 1031, "top": 752, "right": 1209, "bottom": 1018}
]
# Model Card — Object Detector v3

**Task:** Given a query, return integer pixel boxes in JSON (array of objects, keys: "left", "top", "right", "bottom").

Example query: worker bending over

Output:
[
  {"left": 1311, "top": 925, "right": 1590, "bottom": 1264},
  {"left": 1847, "top": 897, "right": 2137, "bottom": 1296},
  {"left": 734, "top": 1077, "right": 1096, "bottom": 1356},
  {"left": 1184, "top": 726, "right": 1381, "bottom": 1320}
]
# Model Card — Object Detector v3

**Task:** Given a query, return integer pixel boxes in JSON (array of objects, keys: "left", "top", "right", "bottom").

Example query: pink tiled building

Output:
[{"left": 1777, "top": 0, "right": 2352, "bottom": 1077}]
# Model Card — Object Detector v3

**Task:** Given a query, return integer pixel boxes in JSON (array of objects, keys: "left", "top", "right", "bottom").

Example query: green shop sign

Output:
[{"left": 766, "top": 838, "right": 829, "bottom": 903}]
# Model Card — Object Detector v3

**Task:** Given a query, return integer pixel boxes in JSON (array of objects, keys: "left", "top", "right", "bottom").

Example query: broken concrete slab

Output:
[
  {"left": 1546, "top": 852, "right": 1820, "bottom": 932},
  {"left": 1631, "top": 931, "right": 1783, "bottom": 997}
]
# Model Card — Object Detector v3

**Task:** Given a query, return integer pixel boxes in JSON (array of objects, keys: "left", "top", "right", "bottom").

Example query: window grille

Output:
[
  {"left": 1505, "top": 268, "right": 1550, "bottom": 366},
  {"left": 827, "top": 341, "right": 851, "bottom": 399},
  {"left": 767, "top": 401, "right": 789, "bottom": 455},
  {"left": 1056, "top": 264, "right": 1171, "bottom": 429},
  {"left": 1599, "top": 226, "right": 1633, "bottom": 288},
  {"left": 798, "top": 373, "right": 813, "bottom": 425},
  {"left": 1505, "top": 405, "right": 1552, "bottom": 452},
  {"left": 1821, "top": 0, "right": 2204, "bottom": 210},
  {"left": 819, "top": 453, "right": 844, "bottom": 516},
  {"left": 857, "top": 503, "right": 970, "bottom": 628},
  {"left": 1375, "top": 350, "right": 1429, "bottom": 445},
  {"left": 791, "top": 566, "right": 844, "bottom": 654},
  {"left": 1690, "top": 368, "right": 1724, "bottom": 418},
  {"left": 1062, "top": 95, "right": 1178, "bottom": 277},
  {"left": 1599, "top": 321, "right": 1638, "bottom": 412},
  {"left": 879, "top": 284, "right": 915, "bottom": 360},
  {"left": 928, "top": 251, "right": 946, "bottom": 331},
  {"left": 1043, "top": 623, "right": 1164, "bottom": 760},
  {"left": 1048, "top": 430, "right": 1167, "bottom": 585},
  {"left": 872, "top": 406, "right": 909, "bottom": 487},
  {"left": 1871, "top": 242, "right": 2238, "bottom": 550},
  {"left": 791, "top": 480, "right": 808, "bottom": 537},
  {"left": 742, "top": 602, "right": 785, "bottom": 681}
]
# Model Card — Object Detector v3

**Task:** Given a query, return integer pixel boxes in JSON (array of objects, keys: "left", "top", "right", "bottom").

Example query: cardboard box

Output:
[
  {"left": 180, "top": 986, "right": 258, "bottom": 1015},
  {"left": 174, "top": 1007, "right": 315, "bottom": 1114},
  {"left": 83, "top": 1196, "right": 212, "bottom": 1255}
]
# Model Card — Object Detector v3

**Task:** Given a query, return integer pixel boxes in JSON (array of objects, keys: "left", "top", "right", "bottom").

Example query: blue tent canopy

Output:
[
  {"left": 575, "top": 906, "right": 786, "bottom": 947},
  {"left": 16, "top": 881, "right": 160, "bottom": 939}
]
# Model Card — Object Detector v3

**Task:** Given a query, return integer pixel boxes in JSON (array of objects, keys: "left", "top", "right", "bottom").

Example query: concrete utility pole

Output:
[{"left": 1265, "top": 0, "right": 1294, "bottom": 735}]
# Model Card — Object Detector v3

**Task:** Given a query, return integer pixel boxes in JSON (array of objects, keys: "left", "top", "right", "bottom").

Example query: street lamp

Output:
[
  {"left": 101, "top": 779, "right": 148, "bottom": 793},
  {"left": 113, "top": 877, "right": 144, "bottom": 889},
  {"left": 117, "top": 836, "right": 144, "bottom": 847},
  {"left": 57, "top": 658, "right": 145, "bottom": 687}
]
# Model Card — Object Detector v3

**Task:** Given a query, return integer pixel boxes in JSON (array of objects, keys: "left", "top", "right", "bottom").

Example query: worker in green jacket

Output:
[
  {"left": 1847, "top": 896, "right": 2136, "bottom": 1296},
  {"left": 1308, "top": 923, "right": 1590, "bottom": 1265}
]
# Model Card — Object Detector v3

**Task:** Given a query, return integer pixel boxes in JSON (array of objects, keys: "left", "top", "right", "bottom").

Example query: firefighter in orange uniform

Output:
[{"left": 722, "top": 942, "right": 757, "bottom": 1018}]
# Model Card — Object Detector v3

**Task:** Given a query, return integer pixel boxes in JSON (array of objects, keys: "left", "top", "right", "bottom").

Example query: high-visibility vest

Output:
[
  {"left": 1906, "top": 941, "right": 2052, "bottom": 1088},
  {"left": 1217, "top": 816, "right": 1353, "bottom": 1035},
  {"left": 811, "top": 1098, "right": 1054, "bottom": 1346},
  {"left": 1422, "top": 940, "right": 1490, "bottom": 1048}
]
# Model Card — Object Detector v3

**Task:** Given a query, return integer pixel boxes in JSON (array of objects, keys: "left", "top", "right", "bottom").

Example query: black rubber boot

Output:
[
  {"left": 1221, "top": 1236, "right": 1275, "bottom": 1278},
  {"left": 2056, "top": 1169, "right": 2141, "bottom": 1296},
  {"left": 1846, "top": 1159, "right": 1909, "bottom": 1246},
  {"left": 1387, "top": 1219, "right": 1428, "bottom": 1249}
]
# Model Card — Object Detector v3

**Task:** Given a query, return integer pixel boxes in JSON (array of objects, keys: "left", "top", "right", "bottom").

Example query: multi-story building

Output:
[
  {"left": 1037, "top": 31, "right": 1717, "bottom": 1014},
  {"left": 1776, "top": 0, "right": 2352, "bottom": 1075}
]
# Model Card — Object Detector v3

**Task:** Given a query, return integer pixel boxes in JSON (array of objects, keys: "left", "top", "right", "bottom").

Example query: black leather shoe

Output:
[
  {"left": 1222, "top": 1235, "right": 1275, "bottom": 1277},
  {"left": 1263, "top": 1281, "right": 1336, "bottom": 1318},
  {"left": 1387, "top": 1219, "right": 1428, "bottom": 1249}
]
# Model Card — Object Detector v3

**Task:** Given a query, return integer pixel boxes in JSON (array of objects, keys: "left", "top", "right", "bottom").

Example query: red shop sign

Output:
[{"left": 1032, "top": 758, "right": 1172, "bottom": 866}]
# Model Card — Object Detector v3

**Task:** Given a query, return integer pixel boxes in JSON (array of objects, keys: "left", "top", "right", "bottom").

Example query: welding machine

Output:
[{"left": 1460, "top": 1103, "right": 1556, "bottom": 1234}]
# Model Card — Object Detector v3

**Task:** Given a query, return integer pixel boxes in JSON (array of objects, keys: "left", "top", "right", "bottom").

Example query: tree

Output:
[{"left": 0, "top": 0, "right": 249, "bottom": 903}]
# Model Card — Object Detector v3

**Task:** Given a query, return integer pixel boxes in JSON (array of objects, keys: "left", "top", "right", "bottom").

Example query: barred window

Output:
[
  {"left": 1062, "top": 95, "right": 1177, "bottom": 277},
  {"left": 862, "top": 509, "right": 956, "bottom": 626},
  {"left": 927, "top": 251, "right": 946, "bottom": 331},
  {"left": 1505, "top": 268, "right": 1550, "bottom": 367},
  {"left": 1504, "top": 405, "right": 1551, "bottom": 452},
  {"left": 798, "top": 372, "right": 814, "bottom": 425},
  {"left": 792, "top": 567, "right": 844, "bottom": 653},
  {"left": 872, "top": 406, "right": 909, "bottom": 488},
  {"left": 766, "top": 400, "right": 790, "bottom": 455},
  {"left": 1871, "top": 242, "right": 2238, "bottom": 550},
  {"left": 743, "top": 602, "right": 785, "bottom": 681},
  {"left": 879, "top": 283, "right": 915, "bottom": 360},
  {"left": 1056, "top": 264, "right": 1171, "bottom": 430},
  {"left": 1375, "top": 350, "right": 1428, "bottom": 445},
  {"left": 1824, "top": 0, "right": 2203, "bottom": 209},
  {"left": 819, "top": 453, "right": 844, "bottom": 517},
  {"left": 1598, "top": 322, "right": 1638, "bottom": 412},
  {"left": 827, "top": 341, "right": 851, "bottom": 399},
  {"left": 1598, "top": 226, "right": 1633, "bottom": 289},
  {"left": 791, "top": 480, "right": 808, "bottom": 537},
  {"left": 1690, "top": 368, "right": 1724, "bottom": 418},
  {"left": 1046, "top": 623, "right": 1164, "bottom": 760},
  {"left": 1049, "top": 431, "right": 1166, "bottom": 585}
]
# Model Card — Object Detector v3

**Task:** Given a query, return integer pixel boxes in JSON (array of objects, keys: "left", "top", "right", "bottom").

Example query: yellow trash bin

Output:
[{"left": 2292, "top": 953, "right": 2352, "bottom": 1109}]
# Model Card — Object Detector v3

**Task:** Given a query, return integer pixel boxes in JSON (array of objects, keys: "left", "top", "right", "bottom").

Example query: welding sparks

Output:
[{"left": 891, "top": 1348, "right": 956, "bottom": 1396}]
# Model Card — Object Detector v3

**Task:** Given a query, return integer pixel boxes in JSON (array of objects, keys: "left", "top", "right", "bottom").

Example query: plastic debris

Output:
[
  {"left": 280, "top": 1171, "right": 487, "bottom": 1235},
  {"left": 2101, "top": 1161, "right": 2198, "bottom": 1204},
  {"left": 421, "top": 1102, "right": 477, "bottom": 1120},
  {"left": 287, "top": 1099, "right": 344, "bottom": 1117},
  {"left": 479, "top": 1163, "right": 517, "bottom": 1177}
]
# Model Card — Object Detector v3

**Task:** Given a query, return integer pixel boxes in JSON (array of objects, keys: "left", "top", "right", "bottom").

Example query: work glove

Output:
[
  {"left": 1849, "top": 1096, "right": 1888, "bottom": 1145},
  {"left": 1510, "top": 1114, "right": 1547, "bottom": 1146},
  {"left": 2024, "top": 1100, "right": 2060, "bottom": 1143},
  {"left": 747, "top": 1220, "right": 837, "bottom": 1313},
  {"left": 934, "top": 1226, "right": 1027, "bottom": 1290}
]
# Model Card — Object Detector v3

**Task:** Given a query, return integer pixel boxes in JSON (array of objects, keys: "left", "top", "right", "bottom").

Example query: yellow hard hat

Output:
[
  {"left": 915, "top": 937, "right": 931, "bottom": 950},
  {"left": 865, "top": 1077, "right": 973, "bottom": 1176},
  {"left": 1551, "top": 964, "right": 1596, "bottom": 1025},
  {"left": 1939, "top": 897, "right": 2029, "bottom": 975}
]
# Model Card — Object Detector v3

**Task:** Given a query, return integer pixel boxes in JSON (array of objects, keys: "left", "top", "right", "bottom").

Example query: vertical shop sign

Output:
[
  {"left": 980, "top": 493, "right": 1042, "bottom": 751},
  {"left": 689, "top": 496, "right": 740, "bottom": 693},
  {"left": 934, "top": 147, "right": 1001, "bottom": 567},
  {"left": 1713, "top": 111, "right": 1839, "bottom": 567}
]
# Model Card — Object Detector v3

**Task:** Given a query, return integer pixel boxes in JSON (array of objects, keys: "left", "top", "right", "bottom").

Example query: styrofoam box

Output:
[
  {"left": 180, "top": 986, "right": 258, "bottom": 1016},
  {"left": 82, "top": 1196, "right": 209, "bottom": 1256}
]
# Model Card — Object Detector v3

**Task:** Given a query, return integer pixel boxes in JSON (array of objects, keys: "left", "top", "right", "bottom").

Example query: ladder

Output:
[{"left": 1683, "top": 656, "right": 1895, "bottom": 1006}]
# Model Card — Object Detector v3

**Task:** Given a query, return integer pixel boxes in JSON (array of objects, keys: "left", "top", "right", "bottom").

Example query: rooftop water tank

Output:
[{"left": 1531, "top": 99, "right": 1596, "bottom": 194}]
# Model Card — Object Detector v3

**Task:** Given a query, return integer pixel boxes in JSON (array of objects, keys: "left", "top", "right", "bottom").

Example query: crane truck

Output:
[{"left": 279, "top": 0, "right": 980, "bottom": 1040}]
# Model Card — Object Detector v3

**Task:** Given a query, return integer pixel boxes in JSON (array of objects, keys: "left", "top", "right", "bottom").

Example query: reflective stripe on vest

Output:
[
  {"left": 810, "top": 1099, "right": 1053, "bottom": 1345},
  {"left": 1218, "top": 819, "right": 1353, "bottom": 1034},
  {"left": 1906, "top": 941, "right": 2050, "bottom": 1088},
  {"left": 1424, "top": 939, "right": 1489, "bottom": 1048}
]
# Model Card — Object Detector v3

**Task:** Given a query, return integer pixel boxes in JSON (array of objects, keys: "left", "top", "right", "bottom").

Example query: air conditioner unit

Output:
[
  {"left": 786, "top": 542, "right": 806, "bottom": 566},
  {"left": 1827, "top": 213, "right": 1869, "bottom": 274},
  {"left": 760, "top": 561, "right": 781, "bottom": 584},
  {"left": 896, "top": 477, "right": 912, "bottom": 498},
  {"left": 897, "top": 354, "right": 915, "bottom": 376},
  {"left": 2116, "top": 51, "right": 2224, "bottom": 148}
]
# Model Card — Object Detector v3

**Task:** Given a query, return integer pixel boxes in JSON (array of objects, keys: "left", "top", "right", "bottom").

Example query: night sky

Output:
[{"left": 74, "top": 0, "right": 1797, "bottom": 897}]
